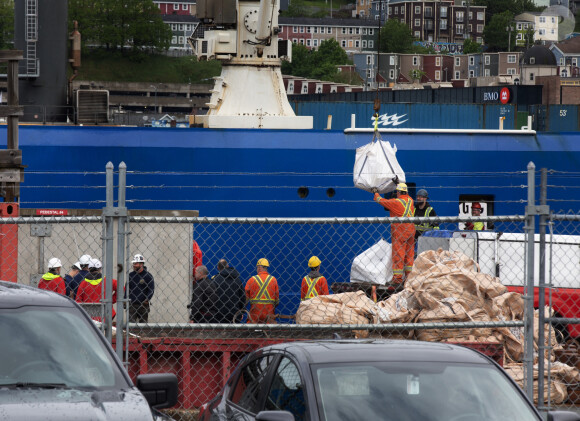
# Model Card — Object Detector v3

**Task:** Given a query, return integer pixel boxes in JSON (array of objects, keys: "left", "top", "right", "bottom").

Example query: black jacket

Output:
[
  {"left": 189, "top": 276, "right": 218, "bottom": 323},
  {"left": 211, "top": 266, "right": 245, "bottom": 323}
]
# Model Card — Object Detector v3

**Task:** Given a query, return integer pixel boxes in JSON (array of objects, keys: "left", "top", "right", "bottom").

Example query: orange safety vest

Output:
[
  {"left": 302, "top": 276, "right": 322, "bottom": 301},
  {"left": 249, "top": 275, "right": 277, "bottom": 305}
]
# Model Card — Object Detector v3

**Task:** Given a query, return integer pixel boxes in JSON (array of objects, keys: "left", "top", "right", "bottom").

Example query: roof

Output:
[
  {"left": 0, "top": 281, "right": 74, "bottom": 309},
  {"left": 552, "top": 36, "right": 580, "bottom": 54},
  {"left": 521, "top": 45, "right": 557, "bottom": 65},
  {"left": 162, "top": 15, "right": 199, "bottom": 24},
  {"left": 259, "top": 339, "right": 491, "bottom": 365}
]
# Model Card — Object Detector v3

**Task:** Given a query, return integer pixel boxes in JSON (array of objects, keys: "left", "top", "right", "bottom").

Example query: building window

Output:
[
  {"left": 342, "top": 40, "right": 347, "bottom": 47},
  {"left": 389, "top": 69, "right": 395, "bottom": 79},
  {"left": 394, "top": 6, "right": 398, "bottom": 14},
  {"left": 179, "top": 24, "right": 184, "bottom": 31},
  {"left": 456, "top": 11, "right": 464, "bottom": 22},
  {"left": 484, "top": 55, "right": 490, "bottom": 65},
  {"left": 173, "top": 3, "right": 179, "bottom": 10},
  {"left": 171, "top": 35, "right": 177, "bottom": 44},
  {"left": 530, "top": 57, "right": 535, "bottom": 64},
  {"left": 178, "top": 36, "right": 184, "bottom": 45},
  {"left": 469, "top": 69, "right": 474, "bottom": 77},
  {"left": 300, "top": 26, "right": 305, "bottom": 33},
  {"left": 293, "top": 26, "right": 298, "bottom": 33},
  {"left": 436, "top": 56, "right": 441, "bottom": 66},
  {"left": 302, "top": 84, "right": 308, "bottom": 94},
  {"left": 476, "top": 37, "right": 482, "bottom": 43},
  {"left": 313, "top": 27, "right": 318, "bottom": 33},
  {"left": 469, "top": 11, "right": 472, "bottom": 19},
  {"left": 508, "top": 54, "right": 516, "bottom": 63},
  {"left": 551, "top": 29, "right": 555, "bottom": 35},
  {"left": 306, "top": 39, "right": 311, "bottom": 46},
  {"left": 456, "top": 24, "right": 464, "bottom": 34},
  {"left": 375, "top": 15, "right": 379, "bottom": 20},
  {"left": 455, "top": 57, "right": 460, "bottom": 66},
  {"left": 390, "top": 56, "right": 396, "bottom": 65},
  {"left": 376, "top": 3, "right": 379, "bottom": 10},
  {"left": 369, "top": 40, "right": 374, "bottom": 48},
  {"left": 425, "top": 6, "right": 432, "bottom": 17},
  {"left": 362, "top": 40, "right": 367, "bottom": 48},
  {"left": 293, "top": 38, "right": 297, "bottom": 43},
  {"left": 414, "top": 31, "right": 421, "bottom": 38},
  {"left": 517, "top": 33, "right": 523, "bottom": 40},
  {"left": 484, "top": 69, "right": 490, "bottom": 76},
  {"left": 341, "top": 28, "right": 346, "bottom": 34},
  {"left": 299, "top": 39, "right": 304, "bottom": 45},
  {"left": 400, "top": 7, "right": 404, "bottom": 15},
  {"left": 349, "top": 28, "right": 353, "bottom": 34},
  {"left": 477, "top": 12, "right": 484, "bottom": 20},
  {"left": 366, "top": 69, "right": 372, "bottom": 78},
  {"left": 435, "top": 70, "right": 441, "bottom": 80},
  {"left": 573, "top": 58, "right": 578, "bottom": 67},
  {"left": 182, "top": 4, "right": 188, "bottom": 10},
  {"left": 171, "top": 24, "right": 177, "bottom": 30},
  {"left": 413, "top": 56, "right": 419, "bottom": 66},
  {"left": 313, "top": 39, "right": 318, "bottom": 47},
  {"left": 477, "top": 24, "right": 483, "bottom": 32},
  {"left": 530, "top": 72, "right": 534, "bottom": 81},
  {"left": 367, "top": 55, "right": 373, "bottom": 65},
  {"left": 382, "top": 2, "right": 385, "bottom": 9},
  {"left": 539, "top": 29, "right": 545, "bottom": 35},
  {"left": 455, "top": 70, "right": 460, "bottom": 79},
  {"left": 414, "top": 19, "right": 420, "bottom": 27},
  {"left": 369, "top": 28, "right": 374, "bottom": 35},
  {"left": 307, "top": 26, "right": 311, "bottom": 33},
  {"left": 355, "top": 40, "right": 360, "bottom": 48},
  {"left": 539, "top": 16, "right": 546, "bottom": 23},
  {"left": 469, "top": 56, "right": 474, "bottom": 65},
  {"left": 356, "top": 28, "right": 360, "bottom": 34},
  {"left": 414, "top": 5, "right": 420, "bottom": 14},
  {"left": 507, "top": 68, "right": 516, "bottom": 75},
  {"left": 440, "top": 6, "right": 447, "bottom": 18},
  {"left": 288, "top": 82, "right": 294, "bottom": 94},
  {"left": 440, "top": 19, "right": 447, "bottom": 30}
]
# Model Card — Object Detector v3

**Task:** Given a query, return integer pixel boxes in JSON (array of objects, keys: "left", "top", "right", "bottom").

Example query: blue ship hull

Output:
[{"left": 3, "top": 124, "right": 580, "bottom": 217}]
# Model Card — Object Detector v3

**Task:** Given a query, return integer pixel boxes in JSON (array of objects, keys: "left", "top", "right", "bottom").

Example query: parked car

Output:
[
  {"left": 199, "top": 339, "right": 580, "bottom": 421},
  {"left": 0, "top": 281, "right": 178, "bottom": 420}
]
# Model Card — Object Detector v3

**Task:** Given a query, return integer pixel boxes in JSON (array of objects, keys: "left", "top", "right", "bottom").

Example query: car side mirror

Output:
[
  {"left": 136, "top": 373, "right": 179, "bottom": 409},
  {"left": 255, "top": 410, "right": 296, "bottom": 421},
  {"left": 547, "top": 411, "right": 580, "bottom": 421}
]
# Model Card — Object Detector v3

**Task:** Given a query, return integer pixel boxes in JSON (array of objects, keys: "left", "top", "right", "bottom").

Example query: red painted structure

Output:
[{"left": 0, "top": 203, "right": 18, "bottom": 283}]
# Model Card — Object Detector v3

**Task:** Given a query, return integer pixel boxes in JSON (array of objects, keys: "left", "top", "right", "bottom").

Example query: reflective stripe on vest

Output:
[
  {"left": 473, "top": 222, "right": 484, "bottom": 231},
  {"left": 415, "top": 207, "right": 439, "bottom": 231},
  {"left": 249, "top": 275, "right": 276, "bottom": 305},
  {"left": 84, "top": 277, "right": 103, "bottom": 286},
  {"left": 302, "top": 276, "right": 321, "bottom": 301},
  {"left": 396, "top": 198, "right": 414, "bottom": 217}
]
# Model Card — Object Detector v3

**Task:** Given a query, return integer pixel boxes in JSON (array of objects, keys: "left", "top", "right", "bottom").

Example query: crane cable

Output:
[{"left": 373, "top": 0, "right": 383, "bottom": 136}]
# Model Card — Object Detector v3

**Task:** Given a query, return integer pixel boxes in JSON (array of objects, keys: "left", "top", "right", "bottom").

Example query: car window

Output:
[
  {"left": 265, "top": 357, "right": 306, "bottom": 421},
  {"left": 314, "top": 362, "right": 540, "bottom": 421},
  {"left": 230, "top": 354, "right": 276, "bottom": 412},
  {"left": 0, "top": 307, "right": 126, "bottom": 389}
]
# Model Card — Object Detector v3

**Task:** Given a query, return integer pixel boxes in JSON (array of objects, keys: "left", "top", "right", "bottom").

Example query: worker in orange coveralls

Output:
[
  {"left": 301, "top": 256, "right": 329, "bottom": 301},
  {"left": 372, "top": 182, "right": 416, "bottom": 284},
  {"left": 38, "top": 257, "right": 66, "bottom": 295},
  {"left": 245, "top": 258, "right": 279, "bottom": 323},
  {"left": 76, "top": 258, "right": 118, "bottom": 321}
]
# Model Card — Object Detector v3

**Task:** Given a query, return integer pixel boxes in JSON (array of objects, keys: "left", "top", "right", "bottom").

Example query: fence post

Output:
[
  {"left": 116, "top": 162, "right": 128, "bottom": 362},
  {"left": 537, "top": 168, "right": 549, "bottom": 410},
  {"left": 524, "top": 162, "right": 536, "bottom": 401},
  {"left": 104, "top": 162, "right": 115, "bottom": 342}
]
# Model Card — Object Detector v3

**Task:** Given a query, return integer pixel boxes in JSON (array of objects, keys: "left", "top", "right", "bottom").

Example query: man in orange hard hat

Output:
[
  {"left": 301, "top": 256, "right": 329, "bottom": 301},
  {"left": 372, "top": 182, "right": 415, "bottom": 284},
  {"left": 245, "top": 258, "right": 279, "bottom": 323},
  {"left": 465, "top": 202, "right": 485, "bottom": 231}
]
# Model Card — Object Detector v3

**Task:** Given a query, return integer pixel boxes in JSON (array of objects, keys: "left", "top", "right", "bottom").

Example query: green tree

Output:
[
  {"left": 68, "top": 0, "right": 171, "bottom": 53},
  {"left": 282, "top": 39, "right": 352, "bottom": 82},
  {"left": 281, "top": 43, "right": 313, "bottom": 77},
  {"left": 0, "top": 0, "right": 14, "bottom": 49},
  {"left": 379, "top": 19, "right": 414, "bottom": 53},
  {"left": 483, "top": 11, "right": 515, "bottom": 52},
  {"left": 408, "top": 68, "right": 426, "bottom": 83},
  {"left": 473, "top": 0, "right": 541, "bottom": 22},
  {"left": 463, "top": 37, "right": 481, "bottom": 54},
  {"left": 281, "top": 0, "right": 309, "bottom": 17}
]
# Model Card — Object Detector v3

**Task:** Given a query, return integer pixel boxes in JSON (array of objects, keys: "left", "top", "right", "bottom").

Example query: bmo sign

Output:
[{"left": 482, "top": 87, "right": 511, "bottom": 104}]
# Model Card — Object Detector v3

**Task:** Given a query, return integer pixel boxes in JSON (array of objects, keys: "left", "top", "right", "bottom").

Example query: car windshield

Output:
[
  {"left": 0, "top": 306, "right": 127, "bottom": 389},
  {"left": 314, "top": 361, "right": 539, "bottom": 421}
]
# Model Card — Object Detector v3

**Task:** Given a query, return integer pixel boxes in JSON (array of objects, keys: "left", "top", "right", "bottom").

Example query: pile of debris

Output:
[{"left": 296, "top": 248, "right": 580, "bottom": 404}]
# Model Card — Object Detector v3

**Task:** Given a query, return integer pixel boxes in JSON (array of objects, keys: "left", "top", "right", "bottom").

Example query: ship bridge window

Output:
[
  {"left": 326, "top": 188, "right": 335, "bottom": 198},
  {"left": 298, "top": 187, "right": 309, "bottom": 198}
]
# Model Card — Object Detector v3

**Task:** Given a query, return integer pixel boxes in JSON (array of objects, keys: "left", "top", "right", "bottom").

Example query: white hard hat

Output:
[
  {"left": 89, "top": 258, "right": 102, "bottom": 270},
  {"left": 73, "top": 261, "right": 82, "bottom": 270},
  {"left": 132, "top": 254, "right": 145, "bottom": 263},
  {"left": 48, "top": 257, "right": 62, "bottom": 269},
  {"left": 79, "top": 254, "right": 92, "bottom": 265}
]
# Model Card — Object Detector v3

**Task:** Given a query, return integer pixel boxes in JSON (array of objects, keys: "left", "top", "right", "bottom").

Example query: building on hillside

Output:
[
  {"left": 278, "top": 17, "right": 379, "bottom": 53},
  {"left": 549, "top": 36, "right": 580, "bottom": 78},
  {"left": 354, "top": 0, "right": 373, "bottom": 18},
  {"left": 162, "top": 15, "right": 199, "bottom": 54},
  {"left": 498, "top": 52, "right": 523, "bottom": 81},
  {"left": 520, "top": 45, "right": 558, "bottom": 84},
  {"left": 369, "top": 0, "right": 486, "bottom": 44},
  {"left": 398, "top": 54, "right": 425, "bottom": 84},
  {"left": 515, "top": 12, "right": 559, "bottom": 45},
  {"left": 153, "top": 0, "right": 196, "bottom": 15},
  {"left": 452, "top": 54, "right": 469, "bottom": 86},
  {"left": 513, "top": 16, "right": 535, "bottom": 49},
  {"left": 352, "top": 52, "right": 399, "bottom": 89},
  {"left": 422, "top": 54, "right": 454, "bottom": 83}
]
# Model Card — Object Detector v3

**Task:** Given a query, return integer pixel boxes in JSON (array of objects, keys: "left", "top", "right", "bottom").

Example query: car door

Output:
[
  {"left": 225, "top": 353, "right": 278, "bottom": 420},
  {"left": 263, "top": 356, "right": 309, "bottom": 421}
]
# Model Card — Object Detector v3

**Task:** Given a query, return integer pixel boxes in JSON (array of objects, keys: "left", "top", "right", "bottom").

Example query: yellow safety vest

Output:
[
  {"left": 302, "top": 276, "right": 322, "bottom": 301},
  {"left": 249, "top": 275, "right": 276, "bottom": 305}
]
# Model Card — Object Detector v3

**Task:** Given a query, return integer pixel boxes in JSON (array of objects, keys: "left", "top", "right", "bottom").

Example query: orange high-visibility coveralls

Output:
[
  {"left": 301, "top": 274, "right": 329, "bottom": 300},
  {"left": 245, "top": 270, "right": 279, "bottom": 323},
  {"left": 374, "top": 193, "right": 416, "bottom": 283}
]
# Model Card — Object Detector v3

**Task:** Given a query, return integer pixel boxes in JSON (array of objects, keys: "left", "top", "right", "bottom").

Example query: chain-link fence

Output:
[{"left": 4, "top": 164, "right": 579, "bottom": 418}]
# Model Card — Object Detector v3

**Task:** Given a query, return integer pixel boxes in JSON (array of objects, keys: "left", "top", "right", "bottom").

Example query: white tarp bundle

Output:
[
  {"left": 353, "top": 139, "right": 406, "bottom": 194},
  {"left": 350, "top": 239, "right": 393, "bottom": 285}
]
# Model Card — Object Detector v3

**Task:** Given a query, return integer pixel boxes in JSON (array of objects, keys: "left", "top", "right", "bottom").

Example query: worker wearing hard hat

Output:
[
  {"left": 126, "top": 254, "right": 155, "bottom": 323},
  {"left": 414, "top": 189, "right": 439, "bottom": 242},
  {"left": 38, "top": 257, "right": 66, "bottom": 296},
  {"left": 69, "top": 254, "right": 92, "bottom": 299},
  {"left": 372, "top": 182, "right": 416, "bottom": 284},
  {"left": 245, "top": 258, "right": 279, "bottom": 323},
  {"left": 301, "top": 256, "right": 329, "bottom": 301},
  {"left": 76, "top": 258, "right": 118, "bottom": 321},
  {"left": 465, "top": 202, "right": 485, "bottom": 231}
]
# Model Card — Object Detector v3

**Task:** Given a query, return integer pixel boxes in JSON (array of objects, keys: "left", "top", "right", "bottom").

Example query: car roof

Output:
[
  {"left": 0, "top": 280, "right": 75, "bottom": 309},
  {"left": 260, "top": 339, "right": 492, "bottom": 365}
]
